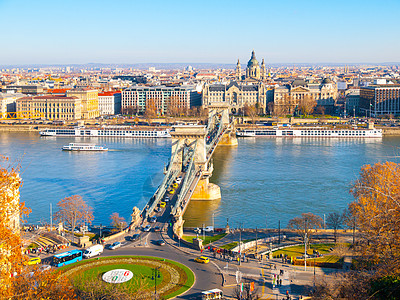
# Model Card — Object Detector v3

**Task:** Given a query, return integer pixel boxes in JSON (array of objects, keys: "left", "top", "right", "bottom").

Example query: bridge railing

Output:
[
  {"left": 171, "top": 141, "right": 198, "bottom": 216},
  {"left": 144, "top": 143, "right": 180, "bottom": 219}
]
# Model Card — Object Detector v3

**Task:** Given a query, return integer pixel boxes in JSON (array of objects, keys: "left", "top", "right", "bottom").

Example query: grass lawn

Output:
[
  {"left": 182, "top": 233, "right": 226, "bottom": 245},
  {"left": 75, "top": 263, "right": 161, "bottom": 292},
  {"left": 60, "top": 256, "right": 195, "bottom": 299},
  {"left": 273, "top": 243, "right": 337, "bottom": 258}
]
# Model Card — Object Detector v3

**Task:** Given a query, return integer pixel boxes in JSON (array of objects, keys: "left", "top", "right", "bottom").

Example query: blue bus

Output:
[{"left": 53, "top": 250, "right": 83, "bottom": 267}]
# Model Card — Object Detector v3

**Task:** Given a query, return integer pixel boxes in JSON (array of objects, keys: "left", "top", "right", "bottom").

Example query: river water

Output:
[{"left": 1, "top": 132, "right": 399, "bottom": 228}]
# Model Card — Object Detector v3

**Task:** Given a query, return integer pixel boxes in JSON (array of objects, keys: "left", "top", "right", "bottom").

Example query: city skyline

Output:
[{"left": 0, "top": 0, "right": 400, "bottom": 65}]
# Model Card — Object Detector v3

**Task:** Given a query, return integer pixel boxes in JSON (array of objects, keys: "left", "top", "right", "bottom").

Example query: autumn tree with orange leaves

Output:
[
  {"left": 0, "top": 156, "right": 30, "bottom": 298},
  {"left": 1, "top": 156, "right": 75, "bottom": 299},
  {"left": 110, "top": 212, "right": 126, "bottom": 232},
  {"left": 54, "top": 195, "right": 94, "bottom": 239},
  {"left": 350, "top": 161, "right": 400, "bottom": 276}
]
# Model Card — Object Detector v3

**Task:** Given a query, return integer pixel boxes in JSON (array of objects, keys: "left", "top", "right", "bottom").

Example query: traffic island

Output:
[{"left": 60, "top": 256, "right": 195, "bottom": 299}]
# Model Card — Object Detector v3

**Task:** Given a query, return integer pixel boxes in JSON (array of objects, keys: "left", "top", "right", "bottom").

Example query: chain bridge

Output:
[{"left": 139, "top": 104, "right": 237, "bottom": 236}]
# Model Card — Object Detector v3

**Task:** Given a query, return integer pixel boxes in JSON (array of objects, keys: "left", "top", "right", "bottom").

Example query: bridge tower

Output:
[
  {"left": 170, "top": 125, "right": 221, "bottom": 201},
  {"left": 170, "top": 125, "right": 208, "bottom": 172},
  {"left": 208, "top": 103, "right": 238, "bottom": 146}
]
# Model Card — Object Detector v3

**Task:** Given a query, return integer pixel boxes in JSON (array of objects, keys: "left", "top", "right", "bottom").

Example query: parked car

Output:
[
  {"left": 155, "top": 239, "right": 165, "bottom": 246},
  {"left": 108, "top": 242, "right": 121, "bottom": 250},
  {"left": 159, "top": 202, "right": 166, "bottom": 208},
  {"left": 131, "top": 234, "right": 140, "bottom": 241},
  {"left": 143, "top": 225, "right": 151, "bottom": 232},
  {"left": 153, "top": 226, "right": 161, "bottom": 232},
  {"left": 149, "top": 216, "right": 157, "bottom": 223},
  {"left": 194, "top": 256, "right": 209, "bottom": 264}
]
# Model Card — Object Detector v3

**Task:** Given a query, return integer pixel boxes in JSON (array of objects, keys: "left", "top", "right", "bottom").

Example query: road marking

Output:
[{"left": 261, "top": 268, "right": 265, "bottom": 296}]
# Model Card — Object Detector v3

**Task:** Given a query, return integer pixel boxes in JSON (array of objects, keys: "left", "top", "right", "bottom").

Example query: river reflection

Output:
[{"left": 1, "top": 132, "right": 399, "bottom": 228}]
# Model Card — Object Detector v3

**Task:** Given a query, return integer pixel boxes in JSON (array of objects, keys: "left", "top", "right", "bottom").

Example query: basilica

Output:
[{"left": 202, "top": 51, "right": 268, "bottom": 113}]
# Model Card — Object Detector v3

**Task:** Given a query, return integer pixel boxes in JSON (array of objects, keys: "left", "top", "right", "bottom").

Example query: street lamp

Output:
[
  {"left": 151, "top": 267, "right": 161, "bottom": 299},
  {"left": 212, "top": 212, "right": 215, "bottom": 233}
]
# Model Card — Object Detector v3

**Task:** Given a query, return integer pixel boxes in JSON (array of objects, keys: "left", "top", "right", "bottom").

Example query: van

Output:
[{"left": 83, "top": 244, "right": 104, "bottom": 258}]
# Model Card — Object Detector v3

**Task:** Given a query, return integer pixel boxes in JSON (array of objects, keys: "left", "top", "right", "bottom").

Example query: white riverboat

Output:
[
  {"left": 62, "top": 143, "right": 108, "bottom": 151},
  {"left": 40, "top": 127, "right": 171, "bottom": 138},
  {"left": 236, "top": 127, "right": 383, "bottom": 138}
]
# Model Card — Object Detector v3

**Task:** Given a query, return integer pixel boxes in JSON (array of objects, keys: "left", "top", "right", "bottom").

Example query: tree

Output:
[
  {"left": 0, "top": 156, "right": 30, "bottom": 298},
  {"left": 298, "top": 94, "right": 317, "bottom": 116},
  {"left": 144, "top": 98, "right": 157, "bottom": 122},
  {"left": 54, "top": 195, "right": 93, "bottom": 237},
  {"left": 350, "top": 161, "right": 400, "bottom": 275},
  {"left": 243, "top": 103, "right": 258, "bottom": 124},
  {"left": 233, "top": 281, "right": 259, "bottom": 300},
  {"left": 326, "top": 212, "right": 344, "bottom": 244},
  {"left": 343, "top": 205, "right": 357, "bottom": 246},
  {"left": 110, "top": 212, "right": 126, "bottom": 232},
  {"left": 12, "top": 267, "right": 76, "bottom": 299},
  {"left": 287, "top": 213, "right": 323, "bottom": 245}
]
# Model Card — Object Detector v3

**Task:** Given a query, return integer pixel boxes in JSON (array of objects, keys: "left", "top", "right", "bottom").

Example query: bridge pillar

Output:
[
  {"left": 208, "top": 103, "right": 230, "bottom": 126},
  {"left": 208, "top": 103, "right": 238, "bottom": 146},
  {"left": 170, "top": 125, "right": 207, "bottom": 172}
]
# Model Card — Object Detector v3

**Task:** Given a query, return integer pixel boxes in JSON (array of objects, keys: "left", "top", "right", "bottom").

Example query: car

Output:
[
  {"left": 149, "top": 216, "right": 157, "bottom": 223},
  {"left": 153, "top": 226, "right": 161, "bottom": 232},
  {"left": 143, "top": 225, "right": 151, "bottom": 232},
  {"left": 154, "top": 207, "right": 162, "bottom": 213},
  {"left": 159, "top": 202, "right": 166, "bottom": 208},
  {"left": 25, "top": 257, "right": 41, "bottom": 265},
  {"left": 172, "top": 182, "right": 179, "bottom": 189},
  {"left": 169, "top": 189, "right": 175, "bottom": 195},
  {"left": 194, "top": 256, "right": 209, "bottom": 264},
  {"left": 155, "top": 239, "right": 165, "bottom": 246},
  {"left": 164, "top": 196, "right": 170, "bottom": 202},
  {"left": 108, "top": 242, "right": 121, "bottom": 250},
  {"left": 203, "top": 226, "right": 214, "bottom": 232},
  {"left": 131, "top": 234, "right": 140, "bottom": 241}
]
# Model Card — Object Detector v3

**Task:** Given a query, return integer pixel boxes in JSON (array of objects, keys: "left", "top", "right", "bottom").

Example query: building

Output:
[
  {"left": 236, "top": 50, "right": 266, "bottom": 81},
  {"left": 202, "top": 82, "right": 267, "bottom": 114},
  {"left": 360, "top": 85, "right": 400, "bottom": 116},
  {"left": 16, "top": 95, "right": 82, "bottom": 120},
  {"left": 0, "top": 92, "right": 24, "bottom": 116},
  {"left": 273, "top": 78, "right": 338, "bottom": 115},
  {"left": 345, "top": 89, "right": 360, "bottom": 117},
  {"left": 5, "top": 84, "right": 44, "bottom": 95},
  {"left": 66, "top": 88, "right": 99, "bottom": 119},
  {"left": 121, "top": 85, "right": 201, "bottom": 115},
  {"left": 98, "top": 91, "right": 121, "bottom": 115}
]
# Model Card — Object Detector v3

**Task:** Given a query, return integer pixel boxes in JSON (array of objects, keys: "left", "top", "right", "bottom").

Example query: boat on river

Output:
[
  {"left": 40, "top": 126, "right": 171, "bottom": 138},
  {"left": 62, "top": 143, "right": 108, "bottom": 151},
  {"left": 236, "top": 127, "right": 382, "bottom": 138}
]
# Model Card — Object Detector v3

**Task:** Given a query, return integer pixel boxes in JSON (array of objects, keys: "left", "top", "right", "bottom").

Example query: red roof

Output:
[
  {"left": 47, "top": 88, "right": 70, "bottom": 94},
  {"left": 98, "top": 91, "right": 121, "bottom": 96}
]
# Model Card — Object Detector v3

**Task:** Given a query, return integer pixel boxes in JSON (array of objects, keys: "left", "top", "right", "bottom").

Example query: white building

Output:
[
  {"left": 98, "top": 92, "right": 121, "bottom": 115},
  {"left": 0, "top": 92, "right": 24, "bottom": 116}
]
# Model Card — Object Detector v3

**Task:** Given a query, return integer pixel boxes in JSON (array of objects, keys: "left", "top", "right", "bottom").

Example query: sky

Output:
[{"left": 0, "top": 0, "right": 399, "bottom": 65}]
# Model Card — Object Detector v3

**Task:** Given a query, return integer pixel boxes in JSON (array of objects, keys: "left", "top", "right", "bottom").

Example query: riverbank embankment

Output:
[{"left": 2, "top": 124, "right": 400, "bottom": 136}]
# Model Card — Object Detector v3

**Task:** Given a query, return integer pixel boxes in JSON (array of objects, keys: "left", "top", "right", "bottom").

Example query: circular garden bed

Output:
[{"left": 60, "top": 256, "right": 195, "bottom": 299}]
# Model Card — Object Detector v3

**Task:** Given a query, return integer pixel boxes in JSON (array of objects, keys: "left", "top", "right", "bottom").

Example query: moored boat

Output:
[{"left": 236, "top": 127, "right": 382, "bottom": 138}]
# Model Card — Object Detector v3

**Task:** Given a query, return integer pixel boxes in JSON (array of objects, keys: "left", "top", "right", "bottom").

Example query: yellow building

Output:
[
  {"left": 67, "top": 88, "right": 99, "bottom": 119},
  {"left": 16, "top": 95, "right": 82, "bottom": 120}
]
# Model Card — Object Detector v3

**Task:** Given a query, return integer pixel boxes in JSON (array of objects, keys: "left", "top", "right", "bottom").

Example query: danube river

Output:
[{"left": 1, "top": 132, "right": 399, "bottom": 228}]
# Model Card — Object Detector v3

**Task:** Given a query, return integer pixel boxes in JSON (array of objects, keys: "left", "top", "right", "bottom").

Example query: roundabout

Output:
[{"left": 60, "top": 256, "right": 195, "bottom": 299}]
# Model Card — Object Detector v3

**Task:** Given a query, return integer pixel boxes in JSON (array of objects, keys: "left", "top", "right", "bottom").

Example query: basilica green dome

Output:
[{"left": 247, "top": 50, "right": 259, "bottom": 68}]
